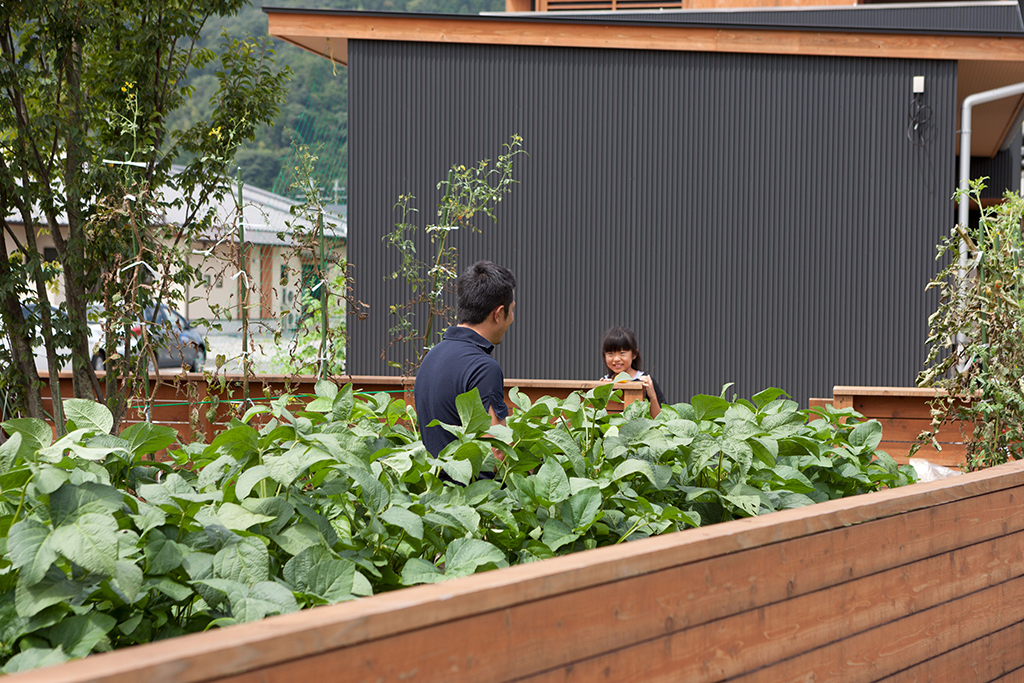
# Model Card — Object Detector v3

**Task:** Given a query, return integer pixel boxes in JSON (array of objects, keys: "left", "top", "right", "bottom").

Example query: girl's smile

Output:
[{"left": 605, "top": 349, "right": 637, "bottom": 377}]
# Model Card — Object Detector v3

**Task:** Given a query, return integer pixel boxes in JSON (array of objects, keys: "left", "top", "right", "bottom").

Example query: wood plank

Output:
[
  {"left": 12, "top": 463, "right": 1024, "bottom": 683},
  {"left": 879, "top": 441, "right": 966, "bottom": 468},
  {"left": 807, "top": 397, "right": 832, "bottom": 411},
  {"left": 727, "top": 575, "right": 1024, "bottom": 683},
  {"left": 870, "top": 416, "right": 969, "bottom": 444},
  {"left": 887, "top": 621, "right": 1024, "bottom": 683},
  {"left": 837, "top": 395, "right": 945, "bottom": 420},
  {"left": 993, "top": 668, "right": 1024, "bottom": 683},
  {"left": 513, "top": 530, "right": 1024, "bottom": 683},
  {"left": 265, "top": 12, "right": 1024, "bottom": 64}
]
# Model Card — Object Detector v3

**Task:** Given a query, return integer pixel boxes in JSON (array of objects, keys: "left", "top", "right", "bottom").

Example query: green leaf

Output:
[
  {"left": 542, "top": 518, "right": 578, "bottom": 552},
  {"left": 63, "top": 399, "right": 114, "bottom": 435},
  {"left": 217, "top": 502, "right": 276, "bottom": 531},
  {"left": 193, "top": 577, "right": 244, "bottom": 609},
  {"left": 147, "top": 576, "right": 193, "bottom": 602},
  {"left": 50, "top": 513, "right": 118, "bottom": 576},
  {"left": 315, "top": 379, "right": 339, "bottom": 400},
  {"left": 444, "top": 538, "right": 507, "bottom": 577},
  {"left": 348, "top": 467, "right": 389, "bottom": 514},
  {"left": 689, "top": 394, "right": 730, "bottom": 421},
  {"left": 264, "top": 445, "right": 333, "bottom": 488},
  {"left": 118, "top": 422, "right": 178, "bottom": 458},
  {"left": 130, "top": 501, "right": 167, "bottom": 536},
  {"left": 456, "top": 389, "right": 492, "bottom": 435},
  {"left": 15, "top": 567, "right": 79, "bottom": 618},
  {"left": 381, "top": 506, "right": 424, "bottom": 541},
  {"left": 1, "top": 647, "right": 69, "bottom": 674},
  {"left": 849, "top": 420, "right": 884, "bottom": 452},
  {"left": 214, "top": 537, "right": 270, "bottom": 584},
  {"left": 48, "top": 612, "right": 116, "bottom": 659},
  {"left": 235, "top": 465, "right": 271, "bottom": 500},
  {"left": 751, "top": 387, "right": 789, "bottom": 408},
  {"left": 270, "top": 523, "right": 324, "bottom": 556},
  {"left": 112, "top": 560, "right": 144, "bottom": 604},
  {"left": 2, "top": 418, "right": 53, "bottom": 453},
  {"left": 283, "top": 545, "right": 331, "bottom": 590},
  {"left": 8, "top": 519, "right": 57, "bottom": 586},
  {"left": 229, "top": 581, "right": 299, "bottom": 623},
  {"left": 49, "top": 481, "right": 123, "bottom": 528},
  {"left": 307, "top": 559, "right": 357, "bottom": 603},
  {"left": 144, "top": 533, "right": 187, "bottom": 575},
  {"left": 543, "top": 430, "right": 586, "bottom": 478},
  {"left": 438, "top": 457, "right": 473, "bottom": 486},
  {"left": 561, "top": 487, "right": 603, "bottom": 532},
  {"left": 332, "top": 383, "right": 355, "bottom": 421},
  {"left": 32, "top": 465, "right": 70, "bottom": 495},
  {"left": 0, "top": 432, "right": 23, "bottom": 473},
  {"left": 401, "top": 558, "right": 445, "bottom": 585},
  {"left": 535, "top": 458, "right": 571, "bottom": 505}
]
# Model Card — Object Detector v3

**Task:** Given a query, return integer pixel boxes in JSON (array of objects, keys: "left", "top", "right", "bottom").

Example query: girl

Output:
[{"left": 600, "top": 326, "right": 667, "bottom": 418}]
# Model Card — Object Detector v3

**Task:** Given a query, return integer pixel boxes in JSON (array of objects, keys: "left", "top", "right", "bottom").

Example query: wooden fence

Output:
[{"left": 12, "top": 458, "right": 1024, "bottom": 683}]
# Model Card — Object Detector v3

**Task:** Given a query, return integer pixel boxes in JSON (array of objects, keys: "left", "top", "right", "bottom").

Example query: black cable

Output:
[{"left": 907, "top": 93, "right": 932, "bottom": 147}]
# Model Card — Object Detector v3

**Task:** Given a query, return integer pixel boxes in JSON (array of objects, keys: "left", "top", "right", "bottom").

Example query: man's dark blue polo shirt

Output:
[{"left": 415, "top": 326, "right": 509, "bottom": 456}]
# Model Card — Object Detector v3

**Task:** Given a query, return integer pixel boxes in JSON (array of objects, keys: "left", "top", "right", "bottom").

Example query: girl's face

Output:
[{"left": 604, "top": 348, "right": 637, "bottom": 376}]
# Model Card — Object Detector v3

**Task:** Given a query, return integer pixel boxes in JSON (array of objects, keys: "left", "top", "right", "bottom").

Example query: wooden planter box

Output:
[
  {"left": 11, "top": 459, "right": 1024, "bottom": 683},
  {"left": 812, "top": 386, "right": 971, "bottom": 468}
]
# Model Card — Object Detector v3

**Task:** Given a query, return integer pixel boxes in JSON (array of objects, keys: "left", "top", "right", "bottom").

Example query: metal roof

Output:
[
  {"left": 159, "top": 166, "right": 347, "bottom": 246},
  {"left": 493, "top": 1, "right": 1024, "bottom": 34}
]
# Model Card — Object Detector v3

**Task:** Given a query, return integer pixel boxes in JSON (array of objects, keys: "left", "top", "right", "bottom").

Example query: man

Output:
[{"left": 415, "top": 260, "right": 516, "bottom": 458}]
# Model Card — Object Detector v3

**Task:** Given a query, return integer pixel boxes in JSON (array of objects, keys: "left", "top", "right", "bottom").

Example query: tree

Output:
[{"left": 0, "top": 0, "right": 289, "bottom": 428}]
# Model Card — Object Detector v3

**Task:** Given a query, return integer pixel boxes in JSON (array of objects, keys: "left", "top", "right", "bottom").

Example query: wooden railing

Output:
[
  {"left": 12, "top": 458, "right": 1024, "bottom": 683},
  {"left": 36, "top": 373, "right": 646, "bottom": 444}
]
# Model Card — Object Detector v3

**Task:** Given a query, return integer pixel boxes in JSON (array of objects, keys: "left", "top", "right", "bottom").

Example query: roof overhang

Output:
[{"left": 265, "top": 6, "right": 1024, "bottom": 157}]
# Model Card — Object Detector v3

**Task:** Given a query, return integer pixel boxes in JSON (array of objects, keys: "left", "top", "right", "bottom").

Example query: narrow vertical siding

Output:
[{"left": 348, "top": 41, "right": 956, "bottom": 406}]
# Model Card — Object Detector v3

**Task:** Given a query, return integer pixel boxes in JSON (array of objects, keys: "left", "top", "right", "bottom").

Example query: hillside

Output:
[{"left": 167, "top": 0, "right": 504, "bottom": 196}]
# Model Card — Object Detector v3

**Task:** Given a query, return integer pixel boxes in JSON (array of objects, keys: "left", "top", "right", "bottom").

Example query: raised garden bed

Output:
[{"left": 10, "top": 459, "right": 1024, "bottom": 683}]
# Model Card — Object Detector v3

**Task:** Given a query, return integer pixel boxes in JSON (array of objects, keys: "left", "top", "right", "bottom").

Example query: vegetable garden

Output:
[{"left": 0, "top": 382, "right": 915, "bottom": 673}]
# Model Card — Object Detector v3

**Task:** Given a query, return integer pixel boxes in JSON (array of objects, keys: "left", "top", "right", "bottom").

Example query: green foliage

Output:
[
  {"left": 270, "top": 272, "right": 349, "bottom": 376},
  {"left": 382, "top": 136, "right": 526, "bottom": 372},
  {"left": 0, "top": 385, "right": 913, "bottom": 671},
  {"left": 916, "top": 180, "right": 1024, "bottom": 470},
  {"left": 0, "top": 0, "right": 290, "bottom": 425}
]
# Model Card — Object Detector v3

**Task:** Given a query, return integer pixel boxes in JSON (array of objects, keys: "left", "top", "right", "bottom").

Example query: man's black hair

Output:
[{"left": 456, "top": 261, "right": 516, "bottom": 324}]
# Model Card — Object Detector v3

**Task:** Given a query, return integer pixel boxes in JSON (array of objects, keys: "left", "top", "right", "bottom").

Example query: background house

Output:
[
  {"left": 266, "top": 0, "right": 1024, "bottom": 405},
  {"left": 3, "top": 174, "right": 346, "bottom": 332}
]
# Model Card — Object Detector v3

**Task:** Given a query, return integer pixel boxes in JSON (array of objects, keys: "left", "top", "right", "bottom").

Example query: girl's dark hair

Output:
[{"left": 601, "top": 326, "right": 642, "bottom": 371}]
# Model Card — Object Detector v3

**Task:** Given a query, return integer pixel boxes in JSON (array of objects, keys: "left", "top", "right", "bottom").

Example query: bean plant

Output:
[{"left": 0, "top": 385, "right": 914, "bottom": 672}]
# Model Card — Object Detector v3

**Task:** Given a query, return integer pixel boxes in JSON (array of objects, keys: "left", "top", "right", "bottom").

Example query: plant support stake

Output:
[{"left": 238, "top": 168, "right": 250, "bottom": 409}]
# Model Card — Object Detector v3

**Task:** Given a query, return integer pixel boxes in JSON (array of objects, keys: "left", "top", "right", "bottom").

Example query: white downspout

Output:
[
  {"left": 955, "top": 82, "right": 1024, "bottom": 370},
  {"left": 958, "top": 81, "right": 1024, "bottom": 263}
]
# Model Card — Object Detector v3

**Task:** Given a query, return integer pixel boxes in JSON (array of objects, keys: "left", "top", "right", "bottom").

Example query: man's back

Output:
[{"left": 415, "top": 326, "right": 509, "bottom": 456}]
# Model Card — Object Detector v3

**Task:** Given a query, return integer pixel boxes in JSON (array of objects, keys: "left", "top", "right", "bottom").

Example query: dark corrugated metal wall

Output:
[{"left": 348, "top": 41, "right": 956, "bottom": 406}]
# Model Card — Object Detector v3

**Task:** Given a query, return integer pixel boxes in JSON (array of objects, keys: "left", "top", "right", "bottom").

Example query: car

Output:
[{"left": 89, "top": 304, "right": 207, "bottom": 373}]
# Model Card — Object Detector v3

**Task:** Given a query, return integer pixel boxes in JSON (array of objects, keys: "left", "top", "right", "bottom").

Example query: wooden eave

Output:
[{"left": 265, "top": 8, "right": 1024, "bottom": 157}]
